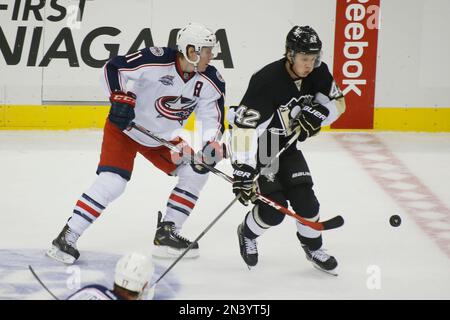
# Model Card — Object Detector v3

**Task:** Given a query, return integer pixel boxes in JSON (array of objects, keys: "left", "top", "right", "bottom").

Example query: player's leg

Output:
[
  {"left": 280, "top": 150, "right": 338, "bottom": 275},
  {"left": 236, "top": 171, "right": 288, "bottom": 267},
  {"left": 139, "top": 140, "right": 209, "bottom": 258},
  {"left": 47, "top": 121, "right": 138, "bottom": 264},
  {"left": 237, "top": 191, "right": 288, "bottom": 268},
  {"left": 155, "top": 164, "right": 209, "bottom": 258}
]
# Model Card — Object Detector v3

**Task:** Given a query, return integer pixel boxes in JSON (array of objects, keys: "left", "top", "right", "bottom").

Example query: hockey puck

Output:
[{"left": 389, "top": 215, "right": 401, "bottom": 227}]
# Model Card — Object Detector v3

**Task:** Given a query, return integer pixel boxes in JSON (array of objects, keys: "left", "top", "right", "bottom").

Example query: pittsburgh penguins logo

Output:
[{"left": 155, "top": 96, "right": 197, "bottom": 125}]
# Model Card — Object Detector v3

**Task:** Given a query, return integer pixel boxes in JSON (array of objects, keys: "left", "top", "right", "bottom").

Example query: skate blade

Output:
[
  {"left": 46, "top": 246, "right": 76, "bottom": 265},
  {"left": 312, "top": 263, "right": 338, "bottom": 276},
  {"left": 152, "top": 245, "right": 199, "bottom": 259},
  {"left": 246, "top": 264, "right": 257, "bottom": 271}
]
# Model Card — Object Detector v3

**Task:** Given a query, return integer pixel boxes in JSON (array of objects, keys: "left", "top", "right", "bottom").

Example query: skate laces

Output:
[
  {"left": 244, "top": 237, "right": 258, "bottom": 255},
  {"left": 310, "top": 248, "right": 330, "bottom": 262},
  {"left": 170, "top": 224, "right": 192, "bottom": 244},
  {"left": 64, "top": 227, "right": 80, "bottom": 247}
]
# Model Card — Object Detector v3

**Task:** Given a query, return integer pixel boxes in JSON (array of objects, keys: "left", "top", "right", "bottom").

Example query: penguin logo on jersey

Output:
[{"left": 155, "top": 96, "right": 197, "bottom": 124}]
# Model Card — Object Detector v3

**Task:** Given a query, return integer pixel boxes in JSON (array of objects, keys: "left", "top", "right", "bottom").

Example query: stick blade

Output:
[{"left": 322, "top": 215, "right": 345, "bottom": 230}]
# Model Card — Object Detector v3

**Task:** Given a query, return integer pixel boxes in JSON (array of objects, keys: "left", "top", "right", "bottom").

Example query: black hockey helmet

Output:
[{"left": 286, "top": 25, "right": 322, "bottom": 55}]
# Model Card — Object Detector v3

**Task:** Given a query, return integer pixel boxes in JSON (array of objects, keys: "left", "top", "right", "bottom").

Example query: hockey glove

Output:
[
  {"left": 108, "top": 91, "right": 136, "bottom": 131},
  {"left": 232, "top": 162, "right": 257, "bottom": 206},
  {"left": 296, "top": 102, "right": 330, "bottom": 142},
  {"left": 191, "top": 141, "right": 228, "bottom": 174}
]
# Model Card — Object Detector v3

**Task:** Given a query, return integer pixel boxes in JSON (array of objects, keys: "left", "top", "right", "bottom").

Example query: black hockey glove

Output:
[
  {"left": 295, "top": 102, "right": 330, "bottom": 142},
  {"left": 108, "top": 91, "right": 136, "bottom": 130},
  {"left": 191, "top": 141, "right": 228, "bottom": 174},
  {"left": 232, "top": 162, "right": 257, "bottom": 206}
]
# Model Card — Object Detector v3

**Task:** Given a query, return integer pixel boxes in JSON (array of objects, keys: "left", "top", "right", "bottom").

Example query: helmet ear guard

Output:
[{"left": 176, "top": 22, "right": 217, "bottom": 67}]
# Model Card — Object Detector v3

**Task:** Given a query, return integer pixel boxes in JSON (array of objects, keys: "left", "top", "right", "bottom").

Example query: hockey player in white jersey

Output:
[
  {"left": 47, "top": 22, "right": 226, "bottom": 264},
  {"left": 67, "top": 252, "right": 154, "bottom": 300}
]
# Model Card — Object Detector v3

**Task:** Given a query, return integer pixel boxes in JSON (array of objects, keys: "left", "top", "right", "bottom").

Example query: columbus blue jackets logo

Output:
[{"left": 155, "top": 96, "right": 197, "bottom": 124}]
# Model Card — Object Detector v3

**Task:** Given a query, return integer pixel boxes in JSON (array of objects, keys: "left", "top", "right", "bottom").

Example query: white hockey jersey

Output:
[
  {"left": 66, "top": 284, "right": 119, "bottom": 300},
  {"left": 101, "top": 47, "right": 225, "bottom": 148}
]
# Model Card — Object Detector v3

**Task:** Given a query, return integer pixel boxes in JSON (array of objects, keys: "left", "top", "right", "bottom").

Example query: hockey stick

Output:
[
  {"left": 130, "top": 122, "right": 344, "bottom": 231},
  {"left": 28, "top": 265, "right": 60, "bottom": 300},
  {"left": 151, "top": 195, "right": 241, "bottom": 288}
]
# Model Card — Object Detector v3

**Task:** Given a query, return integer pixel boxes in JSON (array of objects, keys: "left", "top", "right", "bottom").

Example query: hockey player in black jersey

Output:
[{"left": 230, "top": 26, "right": 346, "bottom": 275}]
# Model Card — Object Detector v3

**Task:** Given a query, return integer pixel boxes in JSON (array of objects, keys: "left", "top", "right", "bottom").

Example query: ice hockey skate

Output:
[
  {"left": 237, "top": 223, "right": 258, "bottom": 269},
  {"left": 152, "top": 211, "right": 199, "bottom": 259},
  {"left": 46, "top": 224, "right": 80, "bottom": 264},
  {"left": 297, "top": 233, "right": 338, "bottom": 276}
]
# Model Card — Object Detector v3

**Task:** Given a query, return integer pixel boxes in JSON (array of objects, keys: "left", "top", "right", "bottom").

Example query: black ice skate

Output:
[
  {"left": 152, "top": 211, "right": 199, "bottom": 258},
  {"left": 297, "top": 233, "right": 338, "bottom": 276},
  {"left": 237, "top": 223, "right": 258, "bottom": 269},
  {"left": 46, "top": 224, "right": 80, "bottom": 264}
]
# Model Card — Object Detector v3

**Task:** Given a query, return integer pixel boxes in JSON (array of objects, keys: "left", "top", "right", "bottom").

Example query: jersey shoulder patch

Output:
[
  {"left": 121, "top": 47, "right": 176, "bottom": 68},
  {"left": 201, "top": 65, "right": 225, "bottom": 95},
  {"left": 142, "top": 47, "right": 176, "bottom": 64}
]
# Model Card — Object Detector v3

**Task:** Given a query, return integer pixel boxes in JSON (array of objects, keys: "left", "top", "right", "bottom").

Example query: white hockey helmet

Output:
[
  {"left": 114, "top": 252, "right": 153, "bottom": 293},
  {"left": 176, "top": 22, "right": 217, "bottom": 65}
]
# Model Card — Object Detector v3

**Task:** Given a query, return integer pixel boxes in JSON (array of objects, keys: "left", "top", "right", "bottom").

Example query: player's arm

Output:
[
  {"left": 229, "top": 75, "right": 275, "bottom": 169},
  {"left": 100, "top": 47, "right": 172, "bottom": 130},
  {"left": 191, "top": 70, "right": 227, "bottom": 174},
  {"left": 101, "top": 47, "right": 170, "bottom": 94},
  {"left": 313, "top": 63, "right": 346, "bottom": 126},
  {"left": 292, "top": 63, "right": 346, "bottom": 142},
  {"left": 229, "top": 75, "right": 275, "bottom": 205}
]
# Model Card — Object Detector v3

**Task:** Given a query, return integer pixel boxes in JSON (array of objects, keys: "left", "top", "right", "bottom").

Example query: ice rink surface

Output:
[{"left": 0, "top": 130, "right": 449, "bottom": 300}]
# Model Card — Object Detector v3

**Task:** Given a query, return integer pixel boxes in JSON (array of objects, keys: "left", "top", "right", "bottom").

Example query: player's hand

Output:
[
  {"left": 232, "top": 162, "right": 257, "bottom": 206},
  {"left": 191, "top": 141, "right": 228, "bottom": 174},
  {"left": 296, "top": 102, "right": 329, "bottom": 142},
  {"left": 170, "top": 140, "right": 195, "bottom": 166},
  {"left": 108, "top": 91, "right": 136, "bottom": 131}
]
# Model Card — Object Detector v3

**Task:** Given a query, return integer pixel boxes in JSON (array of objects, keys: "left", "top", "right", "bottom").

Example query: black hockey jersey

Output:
[{"left": 230, "top": 58, "right": 344, "bottom": 168}]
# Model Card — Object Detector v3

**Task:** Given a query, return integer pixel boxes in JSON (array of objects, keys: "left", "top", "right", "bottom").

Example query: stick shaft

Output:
[
  {"left": 130, "top": 122, "right": 343, "bottom": 231},
  {"left": 28, "top": 265, "right": 60, "bottom": 300},
  {"left": 153, "top": 196, "right": 240, "bottom": 286}
]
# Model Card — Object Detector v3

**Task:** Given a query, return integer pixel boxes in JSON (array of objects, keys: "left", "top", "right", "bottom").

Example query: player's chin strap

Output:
[
  {"left": 185, "top": 53, "right": 200, "bottom": 72},
  {"left": 129, "top": 122, "right": 344, "bottom": 232}
]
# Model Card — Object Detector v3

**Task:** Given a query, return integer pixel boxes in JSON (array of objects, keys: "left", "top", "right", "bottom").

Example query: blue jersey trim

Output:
[
  {"left": 104, "top": 47, "right": 177, "bottom": 93},
  {"left": 201, "top": 65, "right": 226, "bottom": 96}
]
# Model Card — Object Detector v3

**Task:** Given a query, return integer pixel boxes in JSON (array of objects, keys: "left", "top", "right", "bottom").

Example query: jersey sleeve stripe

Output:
[
  {"left": 199, "top": 73, "right": 224, "bottom": 96},
  {"left": 214, "top": 99, "right": 224, "bottom": 140},
  {"left": 103, "top": 65, "right": 112, "bottom": 94}
]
